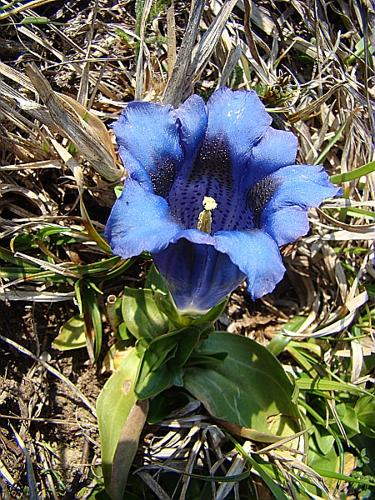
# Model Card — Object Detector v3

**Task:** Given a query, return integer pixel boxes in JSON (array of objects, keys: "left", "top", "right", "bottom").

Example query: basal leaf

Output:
[
  {"left": 184, "top": 332, "right": 300, "bottom": 438},
  {"left": 52, "top": 314, "right": 86, "bottom": 351},
  {"left": 110, "top": 399, "right": 148, "bottom": 500},
  {"left": 97, "top": 348, "right": 143, "bottom": 495}
]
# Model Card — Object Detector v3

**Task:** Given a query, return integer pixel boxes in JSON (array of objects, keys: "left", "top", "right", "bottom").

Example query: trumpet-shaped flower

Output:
[{"left": 105, "top": 88, "right": 340, "bottom": 313}]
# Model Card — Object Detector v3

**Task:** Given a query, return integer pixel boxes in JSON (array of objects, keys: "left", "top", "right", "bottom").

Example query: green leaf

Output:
[
  {"left": 184, "top": 332, "right": 300, "bottom": 438},
  {"left": 78, "top": 280, "right": 103, "bottom": 362},
  {"left": 20, "top": 16, "right": 54, "bottom": 25},
  {"left": 145, "top": 264, "right": 168, "bottom": 294},
  {"left": 109, "top": 399, "right": 148, "bottom": 500},
  {"left": 231, "top": 438, "right": 289, "bottom": 500},
  {"left": 114, "top": 185, "right": 123, "bottom": 198},
  {"left": 330, "top": 160, "right": 375, "bottom": 184},
  {"left": 314, "top": 426, "right": 336, "bottom": 456},
  {"left": 309, "top": 438, "right": 339, "bottom": 471},
  {"left": 10, "top": 233, "right": 38, "bottom": 251},
  {"left": 135, "top": 326, "right": 202, "bottom": 399},
  {"left": 0, "top": 246, "right": 39, "bottom": 266},
  {"left": 314, "top": 120, "right": 347, "bottom": 165},
  {"left": 174, "top": 327, "right": 203, "bottom": 367},
  {"left": 145, "top": 268, "right": 187, "bottom": 326},
  {"left": 105, "top": 295, "right": 123, "bottom": 336},
  {"left": 336, "top": 403, "right": 360, "bottom": 436},
  {"left": 190, "top": 298, "right": 228, "bottom": 324},
  {"left": 267, "top": 315, "right": 307, "bottom": 356},
  {"left": 244, "top": 459, "right": 289, "bottom": 500},
  {"left": 313, "top": 467, "right": 375, "bottom": 487},
  {"left": 355, "top": 395, "right": 375, "bottom": 438},
  {"left": 153, "top": 289, "right": 184, "bottom": 325},
  {"left": 135, "top": 363, "right": 175, "bottom": 400},
  {"left": 122, "top": 287, "right": 169, "bottom": 341},
  {"left": 52, "top": 315, "right": 86, "bottom": 351},
  {"left": 296, "top": 377, "right": 366, "bottom": 394},
  {"left": 346, "top": 37, "right": 375, "bottom": 65},
  {"left": 188, "top": 351, "right": 228, "bottom": 369},
  {"left": 118, "top": 322, "right": 130, "bottom": 340},
  {"left": 345, "top": 207, "right": 375, "bottom": 220},
  {"left": 97, "top": 348, "right": 145, "bottom": 498},
  {"left": 307, "top": 432, "right": 341, "bottom": 493},
  {"left": 80, "top": 196, "right": 111, "bottom": 253}
]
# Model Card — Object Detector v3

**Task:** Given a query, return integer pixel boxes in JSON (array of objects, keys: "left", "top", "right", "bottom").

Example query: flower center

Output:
[{"left": 197, "top": 196, "right": 217, "bottom": 234}]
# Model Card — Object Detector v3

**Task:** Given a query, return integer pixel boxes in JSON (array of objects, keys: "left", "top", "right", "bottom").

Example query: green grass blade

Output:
[{"left": 330, "top": 161, "right": 375, "bottom": 184}]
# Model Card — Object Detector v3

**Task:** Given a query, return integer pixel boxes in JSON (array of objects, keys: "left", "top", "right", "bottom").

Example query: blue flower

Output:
[{"left": 105, "top": 88, "right": 340, "bottom": 313}]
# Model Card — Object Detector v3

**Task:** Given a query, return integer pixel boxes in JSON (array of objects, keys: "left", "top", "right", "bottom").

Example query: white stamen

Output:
[{"left": 197, "top": 196, "right": 217, "bottom": 234}]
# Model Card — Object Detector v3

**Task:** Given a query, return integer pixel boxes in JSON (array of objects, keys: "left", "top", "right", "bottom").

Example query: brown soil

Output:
[{"left": 0, "top": 301, "right": 102, "bottom": 498}]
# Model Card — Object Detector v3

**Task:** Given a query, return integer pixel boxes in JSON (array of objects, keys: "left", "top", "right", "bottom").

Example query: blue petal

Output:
[
  {"left": 261, "top": 165, "right": 341, "bottom": 245},
  {"left": 153, "top": 235, "right": 245, "bottom": 313},
  {"left": 261, "top": 207, "right": 310, "bottom": 246},
  {"left": 174, "top": 94, "right": 207, "bottom": 161},
  {"left": 171, "top": 228, "right": 213, "bottom": 246},
  {"left": 246, "top": 127, "right": 298, "bottom": 185},
  {"left": 167, "top": 96, "right": 209, "bottom": 226},
  {"left": 206, "top": 87, "right": 271, "bottom": 162},
  {"left": 117, "top": 147, "right": 153, "bottom": 191},
  {"left": 105, "top": 179, "right": 181, "bottom": 259},
  {"left": 214, "top": 230, "right": 286, "bottom": 299},
  {"left": 113, "top": 101, "right": 183, "bottom": 192},
  {"left": 168, "top": 89, "right": 271, "bottom": 231}
]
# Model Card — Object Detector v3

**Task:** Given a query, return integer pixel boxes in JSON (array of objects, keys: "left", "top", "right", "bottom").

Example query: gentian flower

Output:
[{"left": 105, "top": 88, "right": 340, "bottom": 314}]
